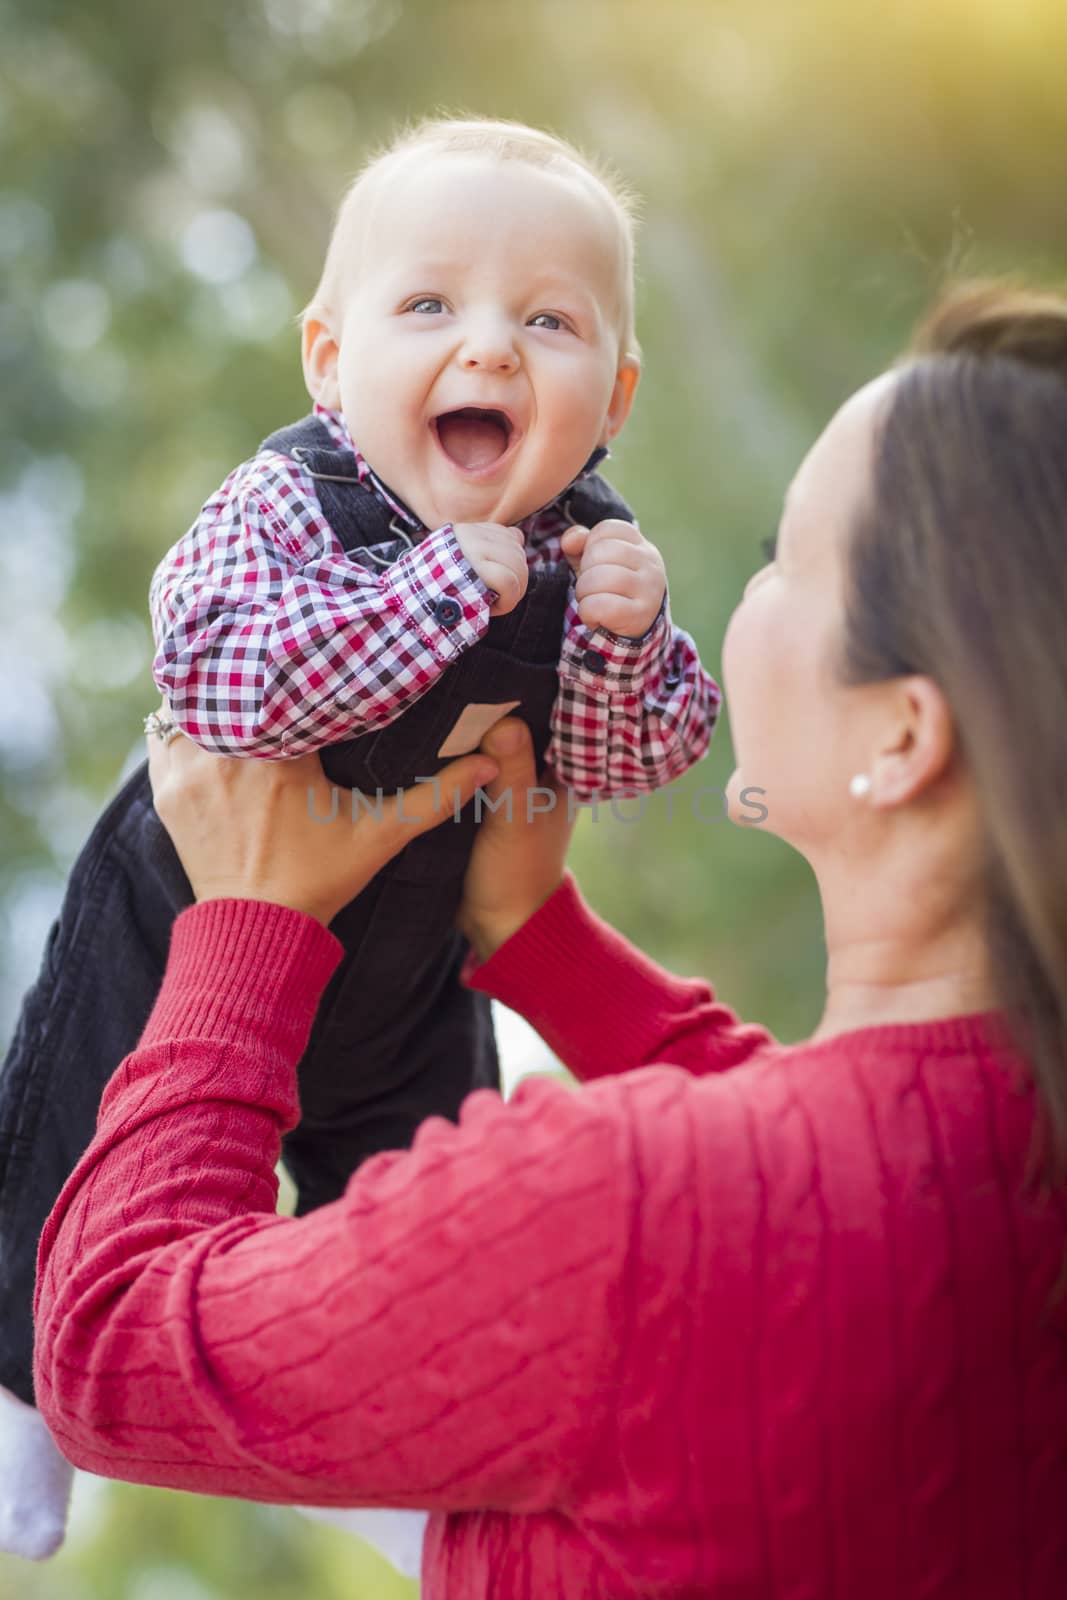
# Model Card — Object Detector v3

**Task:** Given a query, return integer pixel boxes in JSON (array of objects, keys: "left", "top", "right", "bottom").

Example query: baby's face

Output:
[{"left": 305, "top": 154, "right": 638, "bottom": 529}]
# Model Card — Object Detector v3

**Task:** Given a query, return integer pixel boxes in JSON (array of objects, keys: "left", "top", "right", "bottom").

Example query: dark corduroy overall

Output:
[{"left": 0, "top": 415, "right": 633, "bottom": 1403}]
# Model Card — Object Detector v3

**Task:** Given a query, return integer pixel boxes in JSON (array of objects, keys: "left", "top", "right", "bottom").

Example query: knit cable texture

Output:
[{"left": 34, "top": 885, "right": 1067, "bottom": 1598}]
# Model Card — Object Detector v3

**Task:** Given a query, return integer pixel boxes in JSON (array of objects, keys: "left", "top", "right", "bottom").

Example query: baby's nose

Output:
[
  {"left": 459, "top": 324, "right": 519, "bottom": 374},
  {"left": 461, "top": 348, "right": 519, "bottom": 374}
]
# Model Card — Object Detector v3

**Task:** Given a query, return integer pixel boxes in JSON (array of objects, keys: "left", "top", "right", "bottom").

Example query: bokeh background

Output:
[{"left": 2, "top": 0, "right": 1067, "bottom": 1593}]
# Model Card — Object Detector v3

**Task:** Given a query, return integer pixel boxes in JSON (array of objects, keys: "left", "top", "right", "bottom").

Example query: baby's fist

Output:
[
  {"left": 561, "top": 520, "right": 666, "bottom": 639},
  {"left": 452, "top": 522, "right": 529, "bottom": 617}
]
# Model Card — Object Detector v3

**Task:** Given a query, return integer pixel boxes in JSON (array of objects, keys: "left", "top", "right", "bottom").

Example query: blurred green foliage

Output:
[{"left": 2, "top": 0, "right": 1066, "bottom": 1592}]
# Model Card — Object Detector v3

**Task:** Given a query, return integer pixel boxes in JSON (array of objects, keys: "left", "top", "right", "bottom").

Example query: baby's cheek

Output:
[{"left": 545, "top": 365, "right": 602, "bottom": 424}]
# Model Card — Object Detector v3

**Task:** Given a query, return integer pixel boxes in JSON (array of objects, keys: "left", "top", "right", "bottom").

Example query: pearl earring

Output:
[{"left": 849, "top": 773, "right": 872, "bottom": 799}]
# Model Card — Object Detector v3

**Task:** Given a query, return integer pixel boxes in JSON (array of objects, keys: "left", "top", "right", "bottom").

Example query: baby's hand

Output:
[
  {"left": 452, "top": 522, "right": 529, "bottom": 617},
  {"left": 561, "top": 520, "right": 666, "bottom": 639}
]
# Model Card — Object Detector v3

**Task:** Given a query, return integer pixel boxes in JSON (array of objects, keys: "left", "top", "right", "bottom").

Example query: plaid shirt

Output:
[{"left": 150, "top": 407, "right": 720, "bottom": 800}]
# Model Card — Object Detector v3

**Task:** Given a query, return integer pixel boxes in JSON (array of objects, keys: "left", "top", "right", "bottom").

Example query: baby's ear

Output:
[
  {"left": 602, "top": 355, "right": 640, "bottom": 443},
  {"left": 301, "top": 309, "right": 341, "bottom": 408}
]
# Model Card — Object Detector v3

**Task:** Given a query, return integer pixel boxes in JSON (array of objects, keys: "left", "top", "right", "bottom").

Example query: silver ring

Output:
[{"left": 143, "top": 711, "right": 179, "bottom": 744}]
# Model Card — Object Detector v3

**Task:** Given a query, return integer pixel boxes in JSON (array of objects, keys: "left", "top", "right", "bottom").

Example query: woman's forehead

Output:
[{"left": 784, "top": 372, "right": 897, "bottom": 552}]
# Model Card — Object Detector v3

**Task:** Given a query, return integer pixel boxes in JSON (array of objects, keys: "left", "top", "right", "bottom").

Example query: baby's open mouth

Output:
[{"left": 433, "top": 407, "right": 515, "bottom": 471}]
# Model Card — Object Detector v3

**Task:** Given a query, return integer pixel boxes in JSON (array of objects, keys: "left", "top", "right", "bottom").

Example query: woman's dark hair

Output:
[{"left": 840, "top": 281, "right": 1067, "bottom": 1178}]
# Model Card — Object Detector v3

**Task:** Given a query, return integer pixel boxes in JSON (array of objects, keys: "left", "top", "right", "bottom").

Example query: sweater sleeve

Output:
[
  {"left": 464, "top": 872, "right": 773, "bottom": 1080},
  {"left": 33, "top": 899, "right": 633, "bottom": 1514}
]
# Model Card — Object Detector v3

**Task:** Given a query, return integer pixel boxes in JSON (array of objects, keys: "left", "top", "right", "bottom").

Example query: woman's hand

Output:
[
  {"left": 457, "top": 718, "right": 577, "bottom": 963},
  {"left": 146, "top": 713, "right": 498, "bottom": 927}
]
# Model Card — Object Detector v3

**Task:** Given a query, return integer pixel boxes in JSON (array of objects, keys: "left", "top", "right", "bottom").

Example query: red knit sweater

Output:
[{"left": 34, "top": 878, "right": 1067, "bottom": 1597}]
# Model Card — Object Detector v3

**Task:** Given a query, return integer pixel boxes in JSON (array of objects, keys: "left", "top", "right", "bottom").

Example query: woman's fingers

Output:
[
  {"left": 144, "top": 706, "right": 500, "bottom": 927},
  {"left": 456, "top": 718, "right": 575, "bottom": 960},
  {"left": 145, "top": 722, "right": 169, "bottom": 793},
  {"left": 376, "top": 751, "right": 500, "bottom": 844},
  {"left": 145, "top": 700, "right": 186, "bottom": 812},
  {"left": 301, "top": 750, "right": 498, "bottom": 922}
]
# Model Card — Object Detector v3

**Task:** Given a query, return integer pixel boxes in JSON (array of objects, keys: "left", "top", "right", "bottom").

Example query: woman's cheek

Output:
[
  {"left": 721, "top": 596, "right": 758, "bottom": 711},
  {"left": 725, "top": 590, "right": 789, "bottom": 770}
]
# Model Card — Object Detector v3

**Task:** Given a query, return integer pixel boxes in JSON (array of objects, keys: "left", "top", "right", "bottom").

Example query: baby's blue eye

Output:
[
  {"left": 760, "top": 535, "right": 778, "bottom": 564},
  {"left": 529, "top": 312, "right": 564, "bottom": 330},
  {"left": 409, "top": 298, "right": 445, "bottom": 314}
]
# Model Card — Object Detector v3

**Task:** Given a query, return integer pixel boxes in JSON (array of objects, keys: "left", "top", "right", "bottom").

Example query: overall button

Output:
[
  {"left": 582, "top": 648, "right": 607, "bottom": 674},
  {"left": 433, "top": 596, "right": 463, "bottom": 628}
]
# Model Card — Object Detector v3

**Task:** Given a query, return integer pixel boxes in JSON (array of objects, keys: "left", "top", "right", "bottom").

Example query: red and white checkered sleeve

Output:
[
  {"left": 545, "top": 591, "right": 722, "bottom": 801},
  {"left": 149, "top": 454, "right": 491, "bottom": 757}
]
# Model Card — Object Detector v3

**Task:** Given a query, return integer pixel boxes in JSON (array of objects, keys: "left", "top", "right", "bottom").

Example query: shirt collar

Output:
[{"left": 313, "top": 404, "right": 610, "bottom": 537}]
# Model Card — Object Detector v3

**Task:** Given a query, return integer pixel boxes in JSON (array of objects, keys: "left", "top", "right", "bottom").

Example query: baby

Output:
[{"left": 0, "top": 116, "right": 719, "bottom": 1559}]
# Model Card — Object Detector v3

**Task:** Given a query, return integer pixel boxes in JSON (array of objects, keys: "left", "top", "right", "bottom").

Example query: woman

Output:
[{"left": 34, "top": 284, "right": 1067, "bottom": 1596}]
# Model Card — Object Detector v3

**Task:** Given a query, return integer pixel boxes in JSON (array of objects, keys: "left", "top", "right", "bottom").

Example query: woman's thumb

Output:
[
  {"left": 482, "top": 716, "right": 527, "bottom": 756},
  {"left": 477, "top": 717, "right": 536, "bottom": 807}
]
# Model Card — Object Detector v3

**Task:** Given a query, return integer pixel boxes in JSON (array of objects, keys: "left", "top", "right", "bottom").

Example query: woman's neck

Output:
[
  {"left": 813, "top": 955, "right": 995, "bottom": 1041},
  {"left": 810, "top": 844, "right": 996, "bottom": 1042}
]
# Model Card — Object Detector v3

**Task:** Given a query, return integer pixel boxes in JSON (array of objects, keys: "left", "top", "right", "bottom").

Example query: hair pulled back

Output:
[{"left": 841, "top": 282, "right": 1067, "bottom": 1176}]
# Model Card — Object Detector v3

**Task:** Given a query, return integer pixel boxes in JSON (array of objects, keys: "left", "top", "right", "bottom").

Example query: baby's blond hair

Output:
[{"left": 305, "top": 115, "right": 641, "bottom": 357}]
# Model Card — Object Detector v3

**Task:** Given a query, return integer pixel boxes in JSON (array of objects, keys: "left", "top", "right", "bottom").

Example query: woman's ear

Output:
[
  {"left": 301, "top": 310, "right": 341, "bottom": 409},
  {"left": 869, "top": 676, "right": 956, "bottom": 808},
  {"left": 601, "top": 356, "right": 640, "bottom": 443}
]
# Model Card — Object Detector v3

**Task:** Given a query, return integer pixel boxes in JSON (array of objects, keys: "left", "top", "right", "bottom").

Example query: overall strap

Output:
[
  {"left": 259, "top": 415, "right": 403, "bottom": 555},
  {"left": 560, "top": 467, "right": 637, "bottom": 531}
]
